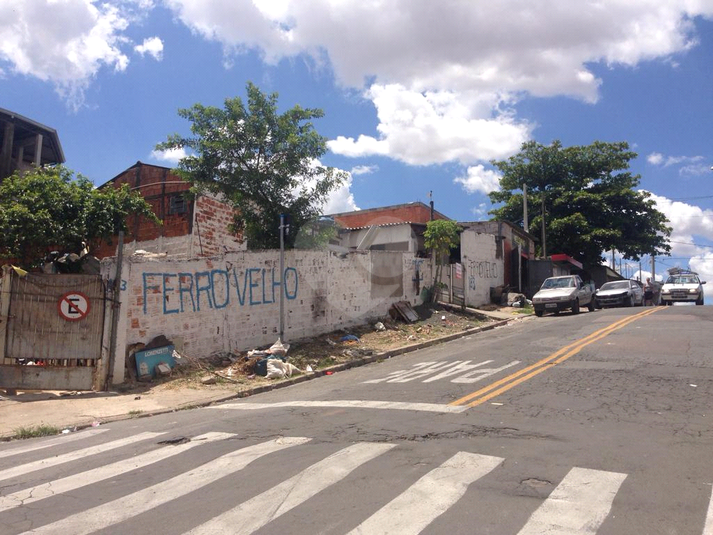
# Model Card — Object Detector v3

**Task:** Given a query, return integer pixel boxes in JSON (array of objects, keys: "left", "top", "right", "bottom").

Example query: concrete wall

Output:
[
  {"left": 101, "top": 249, "right": 431, "bottom": 384},
  {"left": 460, "top": 230, "right": 504, "bottom": 307}
]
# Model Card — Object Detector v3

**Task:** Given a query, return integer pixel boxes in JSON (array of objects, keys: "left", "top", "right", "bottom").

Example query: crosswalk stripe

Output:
[
  {"left": 703, "top": 486, "right": 713, "bottom": 535},
  {"left": 517, "top": 467, "right": 627, "bottom": 535},
  {"left": 208, "top": 400, "right": 467, "bottom": 414},
  {"left": 20, "top": 436, "right": 311, "bottom": 535},
  {"left": 185, "top": 442, "right": 397, "bottom": 535},
  {"left": 346, "top": 451, "right": 503, "bottom": 534},
  {"left": 0, "top": 432, "right": 235, "bottom": 513},
  {"left": 0, "top": 429, "right": 108, "bottom": 460},
  {"left": 0, "top": 431, "right": 163, "bottom": 483}
]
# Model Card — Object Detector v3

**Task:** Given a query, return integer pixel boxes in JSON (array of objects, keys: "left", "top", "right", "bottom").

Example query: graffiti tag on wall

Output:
[
  {"left": 467, "top": 260, "right": 498, "bottom": 292},
  {"left": 142, "top": 267, "right": 298, "bottom": 315}
]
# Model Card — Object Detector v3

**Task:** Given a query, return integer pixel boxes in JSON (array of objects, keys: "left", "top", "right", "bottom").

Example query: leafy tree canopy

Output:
[
  {"left": 157, "top": 82, "right": 347, "bottom": 250},
  {"left": 489, "top": 140, "right": 671, "bottom": 263},
  {"left": 424, "top": 219, "right": 460, "bottom": 261},
  {"left": 0, "top": 166, "right": 158, "bottom": 268}
]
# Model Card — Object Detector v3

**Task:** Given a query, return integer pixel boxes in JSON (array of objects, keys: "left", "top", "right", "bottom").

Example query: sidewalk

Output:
[{"left": 0, "top": 307, "right": 528, "bottom": 439}]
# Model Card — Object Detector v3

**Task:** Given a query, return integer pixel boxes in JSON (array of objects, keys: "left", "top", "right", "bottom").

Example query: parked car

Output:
[
  {"left": 660, "top": 269, "right": 705, "bottom": 305},
  {"left": 594, "top": 280, "right": 644, "bottom": 308},
  {"left": 532, "top": 275, "right": 595, "bottom": 317}
]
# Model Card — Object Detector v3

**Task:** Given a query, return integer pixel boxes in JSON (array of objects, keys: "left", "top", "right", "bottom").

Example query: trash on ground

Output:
[
  {"left": 268, "top": 338, "right": 290, "bottom": 356},
  {"left": 374, "top": 322, "right": 386, "bottom": 331},
  {"left": 200, "top": 375, "right": 217, "bottom": 385},
  {"left": 135, "top": 344, "right": 176, "bottom": 378},
  {"left": 254, "top": 355, "right": 287, "bottom": 377},
  {"left": 91, "top": 421, "right": 101, "bottom": 427},
  {"left": 341, "top": 334, "right": 360, "bottom": 342},
  {"left": 247, "top": 349, "right": 270, "bottom": 359},
  {"left": 305, "top": 365, "right": 313, "bottom": 372},
  {"left": 389, "top": 301, "right": 419, "bottom": 323},
  {"left": 265, "top": 360, "right": 301, "bottom": 379}
]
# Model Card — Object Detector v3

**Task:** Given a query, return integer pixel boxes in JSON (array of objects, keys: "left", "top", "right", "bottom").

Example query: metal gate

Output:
[
  {"left": 0, "top": 270, "right": 106, "bottom": 391},
  {"left": 438, "top": 263, "right": 466, "bottom": 306}
]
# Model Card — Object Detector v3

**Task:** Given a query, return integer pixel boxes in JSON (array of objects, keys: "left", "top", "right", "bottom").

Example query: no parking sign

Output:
[{"left": 58, "top": 291, "right": 91, "bottom": 321}]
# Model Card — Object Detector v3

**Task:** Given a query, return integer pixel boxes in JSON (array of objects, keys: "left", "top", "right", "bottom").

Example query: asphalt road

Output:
[{"left": 1, "top": 304, "right": 712, "bottom": 534}]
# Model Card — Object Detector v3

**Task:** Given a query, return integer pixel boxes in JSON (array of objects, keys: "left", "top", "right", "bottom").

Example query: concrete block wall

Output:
[
  {"left": 460, "top": 230, "right": 504, "bottom": 307},
  {"left": 102, "top": 249, "right": 431, "bottom": 383}
]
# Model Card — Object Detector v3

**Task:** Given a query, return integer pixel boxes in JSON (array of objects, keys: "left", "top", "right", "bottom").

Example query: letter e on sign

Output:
[{"left": 58, "top": 292, "right": 91, "bottom": 321}]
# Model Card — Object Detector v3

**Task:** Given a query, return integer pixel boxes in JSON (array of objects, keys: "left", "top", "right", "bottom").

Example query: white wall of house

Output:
[
  {"left": 340, "top": 224, "right": 416, "bottom": 252},
  {"left": 460, "top": 230, "right": 504, "bottom": 307},
  {"left": 101, "top": 249, "right": 430, "bottom": 384}
]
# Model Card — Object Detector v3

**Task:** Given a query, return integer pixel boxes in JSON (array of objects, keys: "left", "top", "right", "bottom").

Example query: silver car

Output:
[
  {"left": 532, "top": 275, "right": 595, "bottom": 317},
  {"left": 594, "top": 280, "right": 644, "bottom": 308}
]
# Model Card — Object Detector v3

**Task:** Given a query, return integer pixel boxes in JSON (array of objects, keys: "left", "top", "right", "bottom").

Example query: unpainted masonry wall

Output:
[{"left": 102, "top": 250, "right": 430, "bottom": 383}]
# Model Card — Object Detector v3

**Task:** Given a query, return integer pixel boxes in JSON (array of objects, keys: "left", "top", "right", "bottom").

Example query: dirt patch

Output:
[{"left": 125, "top": 304, "right": 516, "bottom": 393}]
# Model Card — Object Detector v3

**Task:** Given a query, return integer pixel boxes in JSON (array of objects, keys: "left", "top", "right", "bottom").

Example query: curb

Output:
[{"left": 2, "top": 315, "right": 522, "bottom": 439}]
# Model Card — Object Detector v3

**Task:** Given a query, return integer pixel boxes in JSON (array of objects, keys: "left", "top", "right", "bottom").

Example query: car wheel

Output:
[
  {"left": 535, "top": 309, "right": 543, "bottom": 317},
  {"left": 696, "top": 296, "right": 704, "bottom": 305},
  {"left": 587, "top": 299, "right": 595, "bottom": 312},
  {"left": 572, "top": 299, "right": 580, "bottom": 314},
  {"left": 626, "top": 295, "right": 634, "bottom": 307}
]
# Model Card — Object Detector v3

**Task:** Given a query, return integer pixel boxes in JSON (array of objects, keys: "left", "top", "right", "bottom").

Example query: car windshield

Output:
[
  {"left": 541, "top": 277, "right": 574, "bottom": 289},
  {"left": 666, "top": 275, "right": 699, "bottom": 285},
  {"left": 600, "top": 281, "right": 629, "bottom": 291}
]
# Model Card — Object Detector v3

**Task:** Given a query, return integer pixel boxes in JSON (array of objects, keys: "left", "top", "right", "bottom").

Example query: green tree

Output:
[
  {"left": 424, "top": 219, "right": 461, "bottom": 296},
  {"left": 489, "top": 140, "right": 671, "bottom": 262},
  {"left": 156, "top": 82, "right": 346, "bottom": 250},
  {"left": 0, "top": 166, "right": 158, "bottom": 268}
]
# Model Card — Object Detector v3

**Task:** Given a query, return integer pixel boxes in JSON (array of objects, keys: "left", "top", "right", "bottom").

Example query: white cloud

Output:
[
  {"left": 454, "top": 165, "right": 502, "bottom": 195},
  {"left": 648, "top": 192, "right": 713, "bottom": 259},
  {"left": 647, "top": 152, "right": 706, "bottom": 175},
  {"left": 647, "top": 152, "right": 664, "bottom": 165},
  {"left": 689, "top": 254, "right": 713, "bottom": 285},
  {"left": 162, "top": 0, "right": 713, "bottom": 168},
  {"left": 322, "top": 173, "right": 358, "bottom": 214},
  {"left": 135, "top": 37, "right": 164, "bottom": 61},
  {"left": 350, "top": 165, "right": 378, "bottom": 176},
  {"left": 0, "top": 0, "right": 134, "bottom": 109},
  {"left": 151, "top": 147, "right": 187, "bottom": 164},
  {"left": 328, "top": 84, "right": 531, "bottom": 165}
]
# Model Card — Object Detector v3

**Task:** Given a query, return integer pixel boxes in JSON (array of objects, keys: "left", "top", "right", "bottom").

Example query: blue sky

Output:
[{"left": 3, "top": 0, "right": 713, "bottom": 284}]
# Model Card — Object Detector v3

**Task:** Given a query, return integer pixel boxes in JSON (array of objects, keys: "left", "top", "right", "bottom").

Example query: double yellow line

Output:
[{"left": 450, "top": 307, "right": 663, "bottom": 409}]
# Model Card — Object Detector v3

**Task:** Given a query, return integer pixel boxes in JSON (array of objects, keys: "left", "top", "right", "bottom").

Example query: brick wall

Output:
[
  {"left": 93, "top": 164, "right": 245, "bottom": 259},
  {"left": 101, "top": 249, "right": 431, "bottom": 382}
]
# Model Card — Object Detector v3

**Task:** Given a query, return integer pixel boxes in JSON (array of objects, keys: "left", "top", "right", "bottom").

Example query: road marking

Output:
[
  {"left": 0, "top": 432, "right": 235, "bottom": 513},
  {"left": 451, "top": 307, "right": 662, "bottom": 408},
  {"left": 704, "top": 486, "right": 713, "bottom": 535},
  {"left": 0, "top": 429, "right": 108, "bottom": 460},
  {"left": 517, "top": 467, "right": 626, "bottom": 534},
  {"left": 207, "top": 400, "right": 467, "bottom": 414},
  {"left": 21, "top": 436, "right": 310, "bottom": 535},
  {"left": 347, "top": 451, "right": 503, "bottom": 535},
  {"left": 185, "top": 442, "right": 396, "bottom": 534},
  {"left": 362, "top": 359, "right": 521, "bottom": 384},
  {"left": 0, "top": 431, "right": 162, "bottom": 483}
]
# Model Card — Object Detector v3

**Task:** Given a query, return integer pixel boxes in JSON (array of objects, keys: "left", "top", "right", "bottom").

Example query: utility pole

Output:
[
  {"left": 522, "top": 184, "right": 529, "bottom": 233},
  {"left": 651, "top": 255, "right": 656, "bottom": 282},
  {"left": 279, "top": 214, "right": 287, "bottom": 341},
  {"left": 541, "top": 193, "right": 546, "bottom": 258}
]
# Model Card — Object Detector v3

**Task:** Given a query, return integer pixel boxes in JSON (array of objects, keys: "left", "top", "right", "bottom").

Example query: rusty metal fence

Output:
[{"left": 0, "top": 270, "right": 106, "bottom": 391}]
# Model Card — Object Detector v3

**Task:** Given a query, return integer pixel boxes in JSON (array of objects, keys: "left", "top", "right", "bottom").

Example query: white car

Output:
[
  {"left": 594, "top": 280, "right": 644, "bottom": 308},
  {"left": 660, "top": 270, "right": 705, "bottom": 305},
  {"left": 533, "top": 275, "right": 595, "bottom": 317}
]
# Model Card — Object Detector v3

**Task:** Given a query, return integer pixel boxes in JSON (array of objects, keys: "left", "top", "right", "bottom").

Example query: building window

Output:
[{"left": 169, "top": 194, "right": 188, "bottom": 215}]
